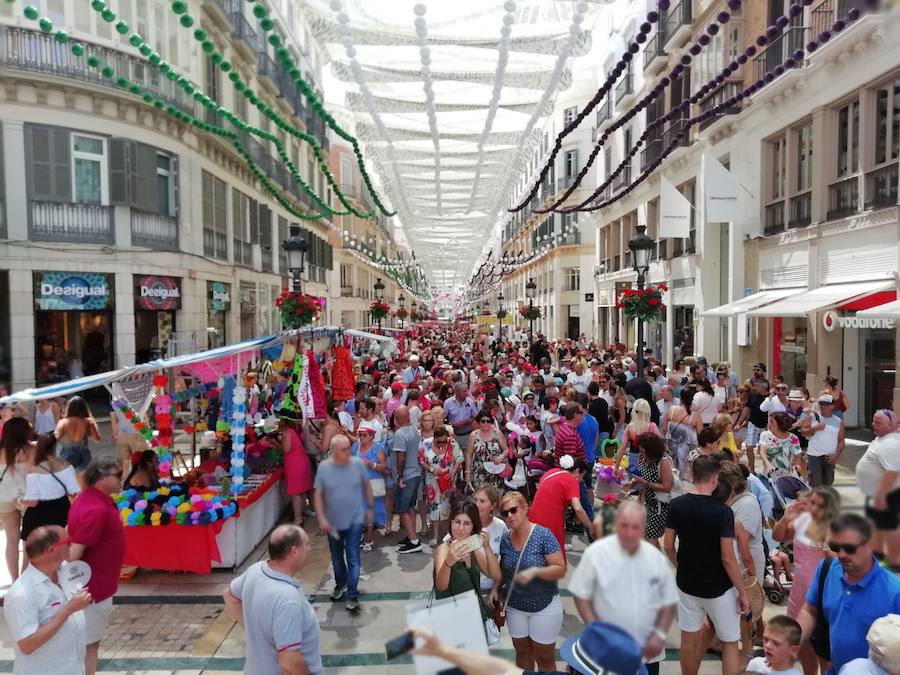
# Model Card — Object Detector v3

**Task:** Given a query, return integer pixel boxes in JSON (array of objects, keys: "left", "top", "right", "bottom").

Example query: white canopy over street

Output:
[{"left": 305, "top": 0, "right": 605, "bottom": 295}]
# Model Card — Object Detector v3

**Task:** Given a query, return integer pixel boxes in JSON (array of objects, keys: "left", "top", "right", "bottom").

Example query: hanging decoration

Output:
[
  {"left": 518, "top": 305, "right": 541, "bottom": 321},
  {"left": 617, "top": 284, "right": 667, "bottom": 322},
  {"left": 297, "top": 353, "right": 316, "bottom": 420},
  {"left": 330, "top": 345, "right": 355, "bottom": 402},
  {"left": 229, "top": 384, "right": 247, "bottom": 495},
  {"left": 394, "top": 307, "right": 408, "bottom": 321},
  {"left": 369, "top": 301, "right": 391, "bottom": 322},
  {"left": 276, "top": 291, "right": 326, "bottom": 329},
  {"left": 111, "top": 399, "right": 153, "bottom": 446},
  {"left": 305, "top": 351, "right": 328, "bottom": 420}
]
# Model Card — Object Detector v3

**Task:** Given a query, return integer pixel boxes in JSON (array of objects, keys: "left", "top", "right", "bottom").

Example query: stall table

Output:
[{"left": 122, "top": 468, "right": 284, "bottom": 574}]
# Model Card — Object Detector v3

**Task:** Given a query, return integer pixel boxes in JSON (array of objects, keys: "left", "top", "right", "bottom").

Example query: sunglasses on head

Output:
[
  {"left": 500, "top": 506, "right": 520, "bottom": 518},
  {"left": 828, "top": 541, "right": 865, "bottom": 555}
]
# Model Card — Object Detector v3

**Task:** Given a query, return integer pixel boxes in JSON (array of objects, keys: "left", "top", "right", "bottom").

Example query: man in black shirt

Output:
[
  {"left": 737, "top": 378, "right": 769, "bottom": 473},
  {"left": 586, "top": 381, "right": 611, "bottom": 445},
  {"left": 664, "top": 456, "right": 750, "bottom": 675}
]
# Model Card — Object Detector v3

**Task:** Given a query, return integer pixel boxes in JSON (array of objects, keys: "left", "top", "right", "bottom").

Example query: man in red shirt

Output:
[
  {"left": 68, "top": 456, "right": 126, "bottom": 675},
  {"left": 529, "top": 456, "right": 593, "bottom": 562},
  {"left": 553, "top": 403, "right": 587, "bottom": 466}
]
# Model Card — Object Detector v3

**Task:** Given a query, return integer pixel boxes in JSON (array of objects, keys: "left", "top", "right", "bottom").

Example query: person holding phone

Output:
[{"left": 433, "top": 502, "right": 500, "bottom": 620}]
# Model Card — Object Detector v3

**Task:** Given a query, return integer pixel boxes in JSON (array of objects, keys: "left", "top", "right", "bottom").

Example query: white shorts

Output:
[
  {"left": 83, "top": 597, "right": 114, "bottom": 644},
  {"left": 506, "top": 595, "right": 563, "bottom": 644},
  {"left": 677, "top": 587, "right": 740, "bottom": 643}
]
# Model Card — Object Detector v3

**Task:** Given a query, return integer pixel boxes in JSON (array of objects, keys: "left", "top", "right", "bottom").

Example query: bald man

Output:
[
  {"left": 392, "top": 405, "right": 423, "bottom": 553},
  {"left": 570, "top": 502, "right": 678, "bottom": 675},
  {"left": 224, "top": 524, "right": 322, "bottom": 673}
]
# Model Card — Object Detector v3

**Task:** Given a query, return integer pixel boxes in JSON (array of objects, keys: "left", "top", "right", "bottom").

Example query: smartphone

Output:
[
  {"left": 456, "top": 534, "right": 483, "bottom": 556},
  {"left": 384, "top": 631, "right": 415, "bottom": 660}
]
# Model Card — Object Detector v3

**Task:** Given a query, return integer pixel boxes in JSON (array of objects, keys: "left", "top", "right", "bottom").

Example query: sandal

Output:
[{"left": 362, "top": 541, "right": 373, "bottom": 552}]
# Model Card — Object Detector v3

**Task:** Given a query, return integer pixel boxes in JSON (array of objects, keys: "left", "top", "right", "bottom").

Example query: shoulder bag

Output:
[
  {"left": 492, "top": 524, "right": 535, "bottom": 627},
  {"left": 810, "top": 557, "right": 833, "bottom": 659},
  {"left": 654, "top": 456, "right": 683, "bottom": 504}
]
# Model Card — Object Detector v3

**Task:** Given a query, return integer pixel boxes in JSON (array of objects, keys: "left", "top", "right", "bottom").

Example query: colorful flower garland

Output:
[{"left": 230, "top": 385, "right": 247, "bottom": 494}]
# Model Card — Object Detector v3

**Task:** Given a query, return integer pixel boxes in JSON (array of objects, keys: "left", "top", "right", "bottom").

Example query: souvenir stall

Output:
[{"left": 0, "top": 324, "right": 397, "bottom": 574}]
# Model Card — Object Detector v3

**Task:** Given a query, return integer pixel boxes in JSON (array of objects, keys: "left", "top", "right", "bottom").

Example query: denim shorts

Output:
[{"left": 395, "top": 476, "right": 422, "bottom": 513}]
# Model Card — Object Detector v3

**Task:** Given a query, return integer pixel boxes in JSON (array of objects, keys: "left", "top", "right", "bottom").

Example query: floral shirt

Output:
[{"left": 759, "top": 430, "right": 801, "bottom": 475}]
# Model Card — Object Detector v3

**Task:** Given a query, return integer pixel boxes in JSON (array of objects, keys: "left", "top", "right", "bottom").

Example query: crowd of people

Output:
[{"left": 1, "top": 325, "right": 899, "bottom": 675}]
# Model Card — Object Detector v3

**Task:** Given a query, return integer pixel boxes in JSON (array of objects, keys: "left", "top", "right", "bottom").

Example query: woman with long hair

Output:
[
  {"left": 773, "top": 487, "right": 841, "bottom": 675},
  {"left": 691, "top": 377, "right": 722, "bottom": 427},
  {"left": 610, "top": 383, "right": 629, "bottom": 441},
  {"left": 663, "top": 385, "right": 702, "bottom": 477},
  {"left": 419, "top": 425, "right": 464, "bottom": 546},
  {"left": 21, "top": 432, "right": 79, "bottom": 540},
  {"left": 465, "top": 409, "right": 508, "bottom": 490},
  {"left": 471, "top": 484, "right": 508, "bottom": 593},
  {"left": 629, "top": 433, "right": 673, "bottom": 545},
  {"left": 33, "top": 398, "right": 61, "bottom": 435},
  {"left": 615, "top": 398, "right": 660, "bottom": 470},
  {"left": 490, "top": 491, "right": 566, "bottom": 672},
  {"left": 758, "top": 412, "right": 803, "bottom": 477},
  {"left": 54, "top": 396, "right": 100, "bottom": 473},
  {"left": 0, "top": 417, "right": 34, "bottom": 580},
  {"left": 280, "top": 414, "right": 314, "bottom": 525},
  {"left": 820, "top": 376, "right": 849, "bottom": 418},
  {"left": 123, "top": 449, "right": 160, "bottom": 490}
]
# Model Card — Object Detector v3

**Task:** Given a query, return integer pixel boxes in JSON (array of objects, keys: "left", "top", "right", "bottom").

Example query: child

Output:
[{"left": 745, "top": 615, "right": 802, "bottom": 675}]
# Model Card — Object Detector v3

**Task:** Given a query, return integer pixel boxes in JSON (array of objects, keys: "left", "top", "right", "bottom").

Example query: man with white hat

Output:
[
  {"left": 402, "top": 354, "right": 425, "bottom": 385},
  {"left": 839, "top": 613, "right": 900, "bottom": 674},
  {"left": 802, "top": 394, "right": 845, "bottom": 487}
]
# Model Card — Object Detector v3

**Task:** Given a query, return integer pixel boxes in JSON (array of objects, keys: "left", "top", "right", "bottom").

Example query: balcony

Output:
[
  {"left": 207, "top": 0, "right": 238, "bottom": 29},
  {"left": 663, "top": 117, "right": 689, "bottom": 150},
  {"left": 340, "top": 285, "right": 353, "bottom": 297},
  {"left": 595, "top": 97, "right": 612, "bottom": 130},
  {"left": 643, "top": 29, "right": 668, "bottom": 75},
  {"left": 234, "top": 238, "right": 252, "bottom": 266},
  {"left": 865, "top": 163, "right": 898, "bottom": 210},
  {"left": 257, "top": 50, "right": 279, "bottom": 92},
  {"left": 612, "top": 164, "right": 632, "bottom": 193},
  {"left": 698, "top": 81, "right": 742, "bottom": 130},
  {"left": 827, "top": 176, "right": 860, "bottom": 220},
  {"left": 29, "top": 201, "right": 113, "bottom": 243},
  {"left": 810, "top": 0, "right": 834, "bottom": 37},
  {"left": 557, "top": 175, "right": 577, "bottom": 191},
  {"left": 641, "top": 137, "right": 662, "bottom": 172},
  {"left": 261, "top": 247, "right": 273, "bottom": 273},
  {"left": 788, "top": 192, "right": 812, "bottom": 229},
  {"left": 663, "top": 0, "right": 692, "bottom": 49},
  {"left": 752, "top": 25, "right": 808, "bottom": 82},
  {"left": 1, "top": 26, "right": 196, "bottom": 116},
  {"left": 131, "top": 210, "right": 178, "bottom": 250},
  {"left": 614, "top": 71, "right": 634, "bottom": 111},
  {"left": 764, "top": 201, "right": 785, "bottom": 235},
  {"left": 204, "top": 229, "right": 227, "bottom": 259},
  {"left": 230, "top": 11, "right": 259, "bottom": 62}
]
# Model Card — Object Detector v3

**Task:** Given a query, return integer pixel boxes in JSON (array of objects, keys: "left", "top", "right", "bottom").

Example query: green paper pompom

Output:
[
  {"left": 193, "top": 28, "right": 206, "bottom": 41},
  {"left": 115, "top": 76, "right": 128, "bottom": 88},
  {"left": 23, "top": 5, "right": 39, "bottom": 20},
  {"left": 153, "top": 99, "right": 163, "bottom": 109},
  {"left": 259, "top": 17, "right": 273, "bottom": 31},
  {"left": 100, "top": 7, "right": 116, "bottom": 22},
  {"left": 268, "top": 33, "right": 280, "bottom": 47},
  {"left": 159, "top": 62, "right": 171, "bottom": 74},
  {"left": 38, "top": 17, "right": 53, "bottom": 33},
  {"left": 219, "top": 60, "right": 231, "bottom": 72},
  {"left": 86, "top": 54, "right": 100, "bottom": 67},
  {"left": 228, "top": 71, "right": 240, "bottom": 82},
  {"left": 129, "top": 83, "right": 141, "bottom": 94},
  {"left": 129, "top": 33, "right": 143, "bottom": 47},
  {"left": 179, "top": 14, "right": 193, "bottom": 27},
  {"left": 234, "top": 80, "right": 246, "bottom": 92},
  {"left": 90, "top": 0, "right": 105, "bottom": 10},
  {"left": 166, "top": 69, "right": 178, "bottom": 80},
  {"left": 171, "top": 0, "right": 187, "bottom": 14},
  {"left": 71, "top": 43, "right": 85, "bottom": 56},
  {"left": 210, "top": 51, "right": 222, "bottom": 64},
  {"left": 139, "top": 44, "right": 152, "bottom": 56},
  {"left": 143, "top": 93, "right": 154, "bottom": 103},
  {"left": 55, "top": 30, "right": 69, "bottom": 43},
  {"left": 201, "top": 40, "right": 214, "bottom": 53},
  {"left": 115, "top": 20, "right": 129, "bottom": 34},
  {"left": 100, "top": 65, "right": 114, "bottom": 78},
  {"left": 251, "top": 3, "right": 267, "bottom": 18},
  {"left": 192, "top": 90, "right": 203, "bottom": 100},
  {"left": 149, "top": 52, "right": 161, "bottom": 65},
  {"left": 183, "top": 83, "right": 195, "bottom": 94}
]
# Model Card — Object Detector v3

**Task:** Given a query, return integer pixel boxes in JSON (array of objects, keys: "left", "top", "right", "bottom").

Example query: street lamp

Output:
[
  {"left": 398, "top": 293, "right": 405, "bottom": 329},
  {"left": 282, "top": 225, "right": 308, "bottom": 292},
  {"left": 373, "top": 277, "right": 385, "bottom": 329},
  {"left": 628, "top": 224, "right": 654, "bottom": 377},
  {"left": 497, "top": 292, "right": 505, "bottom": 342},
  {"left": 525, "top": 278, "right": 537, "bottom": 344}
]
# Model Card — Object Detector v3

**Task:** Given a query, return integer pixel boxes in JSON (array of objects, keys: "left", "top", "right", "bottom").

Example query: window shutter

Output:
[
  {"left": 26, "top": 125, "right": 71, "bottom": 202},
  {"left": 325, "top": 242, "right": 333, "bottom": 270},
  {"left": 109, "top": 138, "right": 130, "bottom": 205},
  {"left": 258, "top": 205, "right": 272, "bottom": 248},
  {"left": 134, "top": 143, "right": 158, "bottom": 213},
  {"left": 51, "top": 128, "right": 72, "bottom": 202},
  {"left": 232, "top": 190, "right": 244, "bottom": 240},
  {"left": 249, "top": 198, "right": 259, "bottom": 243},
  {"left": 170, "top": 155, "right": 179, "bottom": 218}
]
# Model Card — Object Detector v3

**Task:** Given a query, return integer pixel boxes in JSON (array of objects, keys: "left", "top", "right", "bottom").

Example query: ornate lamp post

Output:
[
  {"left": 497, "top": 291, "right": 505, "bottom": 341},
  {"left": 282, "top": 225, "right": 308, "bottom": 292},
  {"left": 525, "top": 278, "right": 537, "bottom": 344},
  {"left": 628, "top": 224, "right": 654, "bottom": 377},
  {"left": 373, "top": 277, "right": 385, "bottom": 329},
  {"left": 398, "top": 293, "right": 405, "bottom": 329}
]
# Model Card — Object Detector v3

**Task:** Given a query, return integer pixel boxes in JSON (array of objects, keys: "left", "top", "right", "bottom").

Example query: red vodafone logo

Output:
[{"left": 822, "top": 310, "right": 838, "bottom": 332}]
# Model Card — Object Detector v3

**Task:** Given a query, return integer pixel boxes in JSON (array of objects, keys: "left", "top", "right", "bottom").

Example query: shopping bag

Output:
[{"left": 405, "top": 589, "right": 488, "bottom": 675}]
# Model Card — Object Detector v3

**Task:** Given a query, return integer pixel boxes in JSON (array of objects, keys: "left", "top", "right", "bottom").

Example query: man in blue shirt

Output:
[{"left": 798, "top": 513, "right": 900, "bottom": 674}]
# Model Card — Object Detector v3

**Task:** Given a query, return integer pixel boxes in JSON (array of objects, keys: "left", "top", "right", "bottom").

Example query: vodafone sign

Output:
[{"left": 822, "top": 310, "right": 895, "bottom": 331}]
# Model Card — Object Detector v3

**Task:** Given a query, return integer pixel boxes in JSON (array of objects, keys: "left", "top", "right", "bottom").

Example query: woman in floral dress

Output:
[
  {"left": 418, "top": 424, "right": 463, "bottom": 546},
  {"left": 465, "top": 411, "right": 508, "bottom": 490},
  {"left": 757, "top": 412, "right": 803, "bottom": 477}
]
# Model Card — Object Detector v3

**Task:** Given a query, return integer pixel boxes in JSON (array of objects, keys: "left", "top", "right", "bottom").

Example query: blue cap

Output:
[{"left": 559, "top": 622, "right": 648, "bottom": 675}]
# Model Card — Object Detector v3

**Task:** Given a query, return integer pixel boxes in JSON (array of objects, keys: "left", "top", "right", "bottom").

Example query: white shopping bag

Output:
[{"left": 405, "top": 590, "right": 488, "bottom": 675}]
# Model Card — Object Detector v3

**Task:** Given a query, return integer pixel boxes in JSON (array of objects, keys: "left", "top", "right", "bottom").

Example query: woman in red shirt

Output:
[{"left": 527, "top": 456, "right": 593, "bottom": 561}]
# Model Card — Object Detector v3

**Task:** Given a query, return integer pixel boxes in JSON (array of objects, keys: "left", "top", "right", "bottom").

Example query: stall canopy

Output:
[
  {"left": 700, "top": 289, "right": 805, "bottom": 317},
  {"left": 748, "top": 281, "right": 895, "bottom": 317},
  {"left": 0, "top": 326, "right": 393, "bottom": 405},
  {"left": 855, "top": 298, "right": 900, "bottom": 320}
]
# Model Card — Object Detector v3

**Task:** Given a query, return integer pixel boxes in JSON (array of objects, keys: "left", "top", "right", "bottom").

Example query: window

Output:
[
  {"left": 232, "top": 189, "right": 252, "bottom": 265},
  {"left": 563, "top": 106, "right": 578, "bottom": 125},
  {"left": 72, "top": 134, "right": 107, "bottom": 205},
  {"left": 156, "top": 154, "right": 175, "bottom": 216},
  {"left": 772, "top": 135, "right": 786, "bottom": 200},
  {"left": 795, "top": 123, "right": 812, "bottom": 192},
  {"left": 564, "top": 149, "right": 579, "bottom": 178},
  {"left": 836, "top": 99, "right": 859, "bottom": 177},
  {"left": 278, "top": 216, "right": 288, "bottom": 272},
  {"left": 565, "top": 267, "right": 580, "bottom": 291},
  {"left": 202, "top": 170, "right": 227, "bottom": 260},
  {"left": 874, "top": 79, "right": 900, "bottom": 166}
]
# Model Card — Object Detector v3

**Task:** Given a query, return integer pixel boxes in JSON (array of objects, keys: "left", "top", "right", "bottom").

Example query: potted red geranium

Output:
[
  {"left": 369, "top": 300, "right": 391, "bottom": 322},
  {"left": 518, "top": 305, "right": 541, "bottom": 321},
  {"left": 616, "top": 283, "right": 667, "bottom": 321},
  {"left": 276, "top": 291, "right": 325, "bottom": 329}
]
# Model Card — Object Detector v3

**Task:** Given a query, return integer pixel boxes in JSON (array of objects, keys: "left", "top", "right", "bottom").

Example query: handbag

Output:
[
  {"left": 810, "top": 557, "right": 833, "bottom": 659},
  {"left": 369, "top": 477, "right": 386, "bottom": 498},
  {"left": 492, "top": 523, "right": 535, "bottom": 627},
  {"left": 406, "top": 589, "right": 488, "bottom": 675},
  {"left": 654, "top": 456, "right": 684, "bottom": 504}
]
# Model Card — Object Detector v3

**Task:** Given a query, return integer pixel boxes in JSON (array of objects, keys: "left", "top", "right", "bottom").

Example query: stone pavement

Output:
[{"left": 0, "top": 455, "right": 870, "bottom": 674}]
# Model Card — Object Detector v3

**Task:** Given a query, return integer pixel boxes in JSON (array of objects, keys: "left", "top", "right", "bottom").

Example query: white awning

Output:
[
  {"left": 748, "top": 281, "right": 895, "bottom": 317},
  {"left": 856, "top": 299, "right": 900, "bottom": 320},
  {"left": 700, "top": 289, "right": 805, "bottom": 317}
]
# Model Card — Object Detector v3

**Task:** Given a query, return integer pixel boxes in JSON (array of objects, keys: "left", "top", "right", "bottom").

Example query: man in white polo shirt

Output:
[
  {"left": 569, "top": 501, "right": 678, "bottom": 675},
  {"left": 224, "top": 524, "right": 322, "bottom": 674}
]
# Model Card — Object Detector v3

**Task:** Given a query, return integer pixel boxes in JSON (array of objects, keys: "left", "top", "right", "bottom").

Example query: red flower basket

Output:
[
  {"left": 394, "top": 307, "right": 409, "bottom": 320},
  {"left": 276, "top": 291, "right": 325, "bottom": 329},
  {"left": 616, "top": 283, "right": 667, "bottom": 322},
  {"left": 370, "top": 301, "right": 391, "bottom": 322},
  {"left": 518, "top": 305, "right": 542, "bottom": 321}
]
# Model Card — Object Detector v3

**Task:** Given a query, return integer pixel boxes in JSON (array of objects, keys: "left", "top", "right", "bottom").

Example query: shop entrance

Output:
[
  {"left": 135, "top": 310, "right": 175, "bottom": 363},
  {"left": 862, "top": 328, "right": 895, "bottom": 424},
  {"left": 35, "top": 310, "right": 113, "bottom": 385}
]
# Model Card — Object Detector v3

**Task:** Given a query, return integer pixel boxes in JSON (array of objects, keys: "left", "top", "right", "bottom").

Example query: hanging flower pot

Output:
[
  {"left": 518, "top": 305, "right": 542, "bottom": 321},
  {"left": 616, "top": 283, "right": 667, "bottom": 322},
  {"left": 409, "top": 310, "right": 420, "bottom": 322},
  {"left": 276, "top": 291, "right": 325, "bottom": 329},
  {"left": 394, "top": 307, "right": 408, "bottom": 320},
  {"left": 496, "top": 308, "right": 508, "bottom": 320},
  {"left": 369, "top": 301, "right": 391, "bottom": 322}
]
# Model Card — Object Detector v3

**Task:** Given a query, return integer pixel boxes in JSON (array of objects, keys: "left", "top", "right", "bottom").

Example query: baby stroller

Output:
[
  {"left": 762, "top": 541, "right": 794, "bottom": 604},
  {"left": 757, "top": 472, "right": 809, "bottom": 521}
]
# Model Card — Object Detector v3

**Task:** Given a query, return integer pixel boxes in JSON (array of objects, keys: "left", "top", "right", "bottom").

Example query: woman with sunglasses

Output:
[
  {"left": 490, "top": 491, "right": 566, "bottom": 672},
  {"left": 773, "top": 487, "right": 841, "bottom": 675},
  {"left": 433, "top": 501, "right": 500, "bottom": 622},
  {"left": 419, "top": 425, "right": 464, "bottom": 546},
  {"left": 465, "top": 410, "right": 508, "bottom": 491}
]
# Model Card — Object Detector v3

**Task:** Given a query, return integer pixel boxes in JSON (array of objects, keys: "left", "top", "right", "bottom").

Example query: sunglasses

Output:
[
  {"left": 478, "top": 418, "right": 492, "bottom": 423},
  {"left": 828, "top": 541, "right": 865, "bottom": 555},
  {"left": 500, "top": 506, "right": 520, "bottom": 518}
]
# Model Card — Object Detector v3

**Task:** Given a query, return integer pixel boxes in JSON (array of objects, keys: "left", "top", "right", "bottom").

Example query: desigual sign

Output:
[
  {"left": 822, "top": 310, "right": 895, "bottom": 332},
  {"left": 135, "top": 275, "right": 181, "bottom": 311},
  {"left": 34, "top": 272, "right": 112, "bottom": 311}
]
